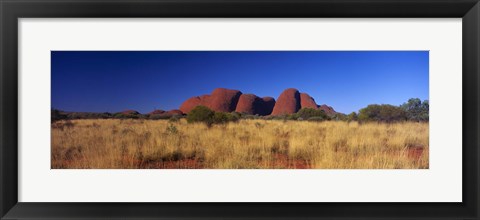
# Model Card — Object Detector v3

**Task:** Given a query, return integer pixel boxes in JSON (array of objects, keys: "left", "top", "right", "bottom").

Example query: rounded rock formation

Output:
[
  {"left": 235, "top": 94, "right": 262, "bottom": 115},
  {"left": 207, "top": 88, "right": 242, "bottom": 112},
  {"left": 179, "top": 95, "right": 211, "bottom": 114},
  {"left": 271, "top": 88, "right": 301, "bottom": 116},
  {"left": 178, "top": 87, "right": 339, "bottom": 116},
  {"left": 300, "top": 93, "right": 318, "bottom": 109},
  {"left": 148, "top": 109, "right": 165, "bottom": 115},
  {"left": 165, "top": 109, "right": 183, "bottom": 116},
  {"left": 318, "top": 104, "right": 337, "bottom": 115}
]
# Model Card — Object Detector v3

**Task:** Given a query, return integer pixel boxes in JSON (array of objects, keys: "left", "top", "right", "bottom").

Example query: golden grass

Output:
[{"left": 51, "top": 119, "right": 429, "bottom": 169}]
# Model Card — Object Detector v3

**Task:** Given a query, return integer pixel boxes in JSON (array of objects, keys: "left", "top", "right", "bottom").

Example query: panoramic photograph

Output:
[{"left": 51, "top": 51, "right": 429, "bottom": 169}]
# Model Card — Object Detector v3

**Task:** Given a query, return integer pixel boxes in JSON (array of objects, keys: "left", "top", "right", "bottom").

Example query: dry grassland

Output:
[{"left": 51, "top": 119, "right": 428, "bottom": 169}]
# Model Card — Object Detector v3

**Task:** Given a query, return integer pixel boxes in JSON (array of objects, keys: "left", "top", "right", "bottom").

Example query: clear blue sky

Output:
[{"left": 51, "top": 51, "right": 428, "bottom": 114}]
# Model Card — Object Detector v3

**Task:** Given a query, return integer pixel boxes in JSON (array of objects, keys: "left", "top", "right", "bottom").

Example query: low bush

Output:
[
  {"left": 295, "top": 108, "right": 329, "bottom": 121},
  {"left": 51, "top": 109, "right": 67, "bottom": 123},
  {"left": 358, "top": 104, "right": 407, "bottom": 123},
  {"left": 187, "top": 106, "right": 240, "bottom": 126},
  {"left": 213, "top": 112, "right": 229, "bottom": 124},
  {"left": 187, "top": 106, "right": 215, "bottom": 126},
  {"left": 149, "top": 114, "right": 171, "bottom": 120},
  {"left": 347, "top": 112, "right": 358, "bottom": 121},
  {"left": 307, "top": 116, "right": 326, "bottom": 122},
  {"left": 168, "top": 115, "right": 181, "bottom": 123},
  {"left": 226, "top": 112, "right": 240, "bottom": 122}
]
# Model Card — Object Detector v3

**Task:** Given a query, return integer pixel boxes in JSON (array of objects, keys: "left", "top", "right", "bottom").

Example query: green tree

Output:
[
  {"left": 401, "top": 98, "right": 429, "bottom": 122},
  {"left": 347, "top": 112, "right": 358, "bottom": 121}
]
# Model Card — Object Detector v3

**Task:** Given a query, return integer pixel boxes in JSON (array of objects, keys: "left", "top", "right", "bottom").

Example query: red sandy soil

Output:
[{"left": 407, "top": 146, "right": 424, "bottom": 160}]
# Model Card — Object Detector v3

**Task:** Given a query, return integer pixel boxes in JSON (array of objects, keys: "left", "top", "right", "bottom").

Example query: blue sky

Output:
[{"left": 51, "top": 51, "right": 429, "bottom": 114}]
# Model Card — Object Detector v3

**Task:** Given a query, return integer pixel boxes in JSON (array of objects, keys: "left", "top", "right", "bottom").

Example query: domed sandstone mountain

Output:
[
  {"left": 300, "top": 93, "right": 318, "bottom": 109},
  {"left": 318, "top": 104, "right": 337, "bottom": 115},
  {"left": 180, "top": 88, "right": 241, "bottom": 113},
  {"left": 235, "top": 94, "right": 262, "bottom": 115},
  {"left": 179, "top": 95, "right": 210, "bottom": 114},
  {"left": 165, "top": 109, "right": 183, "bottom": 116},
  {"left": 234, "top": 94, "right": 276, "bottom": 116},
  {"left": 148, "top": 109, "right": 166, "bottom": 115},
  {"left": 271, "top": 88, "right": 301, "bottom": 116},
  {"left": 179, "top": 87, "right": 336, "bottom": 116},
  {"left": 207, "top": 88, "right": 242, "bottom": 112}
]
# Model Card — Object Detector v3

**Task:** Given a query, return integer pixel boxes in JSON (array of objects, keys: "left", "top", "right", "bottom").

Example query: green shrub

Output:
[
  {"left": 347, "top": 112, "right": 358, "bottom": 121},
  {"left": 295, "top": 108, "right": 328, "bottom": 121},
  {"left": 242, "top": 114, "right": 255, "bottom": 120},
  {"left": 186, "top": 106, "right": 241, "bottom": 126},
  {"left": 230, "top": 112, "right": 242, "bottom": 119},
  {"left": 137, "top": 114, "right": 148, "bottom": 119},
  {"left": 262, "top": 115, "right": 274, "bottom": 120},
  {"left": 149, "top": 114, "right": 171, "bottom": 120},
  {"left": 226, "top": 112, "right": 240, "bottom": 122},
  {"left": 308, "top": 116, "right": 326, "bottom": 122},
  {"left": 358, "top": 104, "right": 407, "bottom": 122},
  {"left": 51, "top": 109, "right": 67, "bottom": 123},
  {"left": 168, "top": 115, "right": 181, "bottom": 123},
  {"left": 332, "top": 113, "right": 347, "bottom": 121},
  {"left": 213, "top": 112, "right": 229, "bottom": 124},
  {"left": 287, "top": 114, "right": 299, "bottom": 120},
  {"left": 186, "top": 106, "right": 215, "bottom": 125}
]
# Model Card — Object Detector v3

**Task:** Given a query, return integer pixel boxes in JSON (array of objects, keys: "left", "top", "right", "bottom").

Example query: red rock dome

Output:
[
  {"left": 318, "top": 104, "right": 337, "bottom": 115},
  {"left": 178, "top": 87, "right": 338, "bottom": 116},
  {"left": 207, "top": 88, "right": 242, "bottom": 112},
  {"left": 235, "top": 94, "right": 263, "bottom": 115},
  {"left": 165, "top": 109, "right": 183, "bottom": 116},
  {"left": 148, "top": 109, "right": 165, "bottom": 115},
  {"left": 300, "top": 93, "right": 318, "bottom": 109},
  {"left": 271, "top": 88, "right": 301, "bottom": 116},
  {"left": 179, "top": 95, "right": 210, "bottom": 114}
]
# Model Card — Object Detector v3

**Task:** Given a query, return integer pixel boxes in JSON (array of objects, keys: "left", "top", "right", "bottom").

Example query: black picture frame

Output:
[{"left": 1, "top": 0, "right": 479, "bottom": 219}]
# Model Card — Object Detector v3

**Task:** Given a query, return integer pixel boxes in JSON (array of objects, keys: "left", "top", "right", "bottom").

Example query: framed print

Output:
[{"left": 1, "top": 0, "right": 479, "bottom": 219}]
